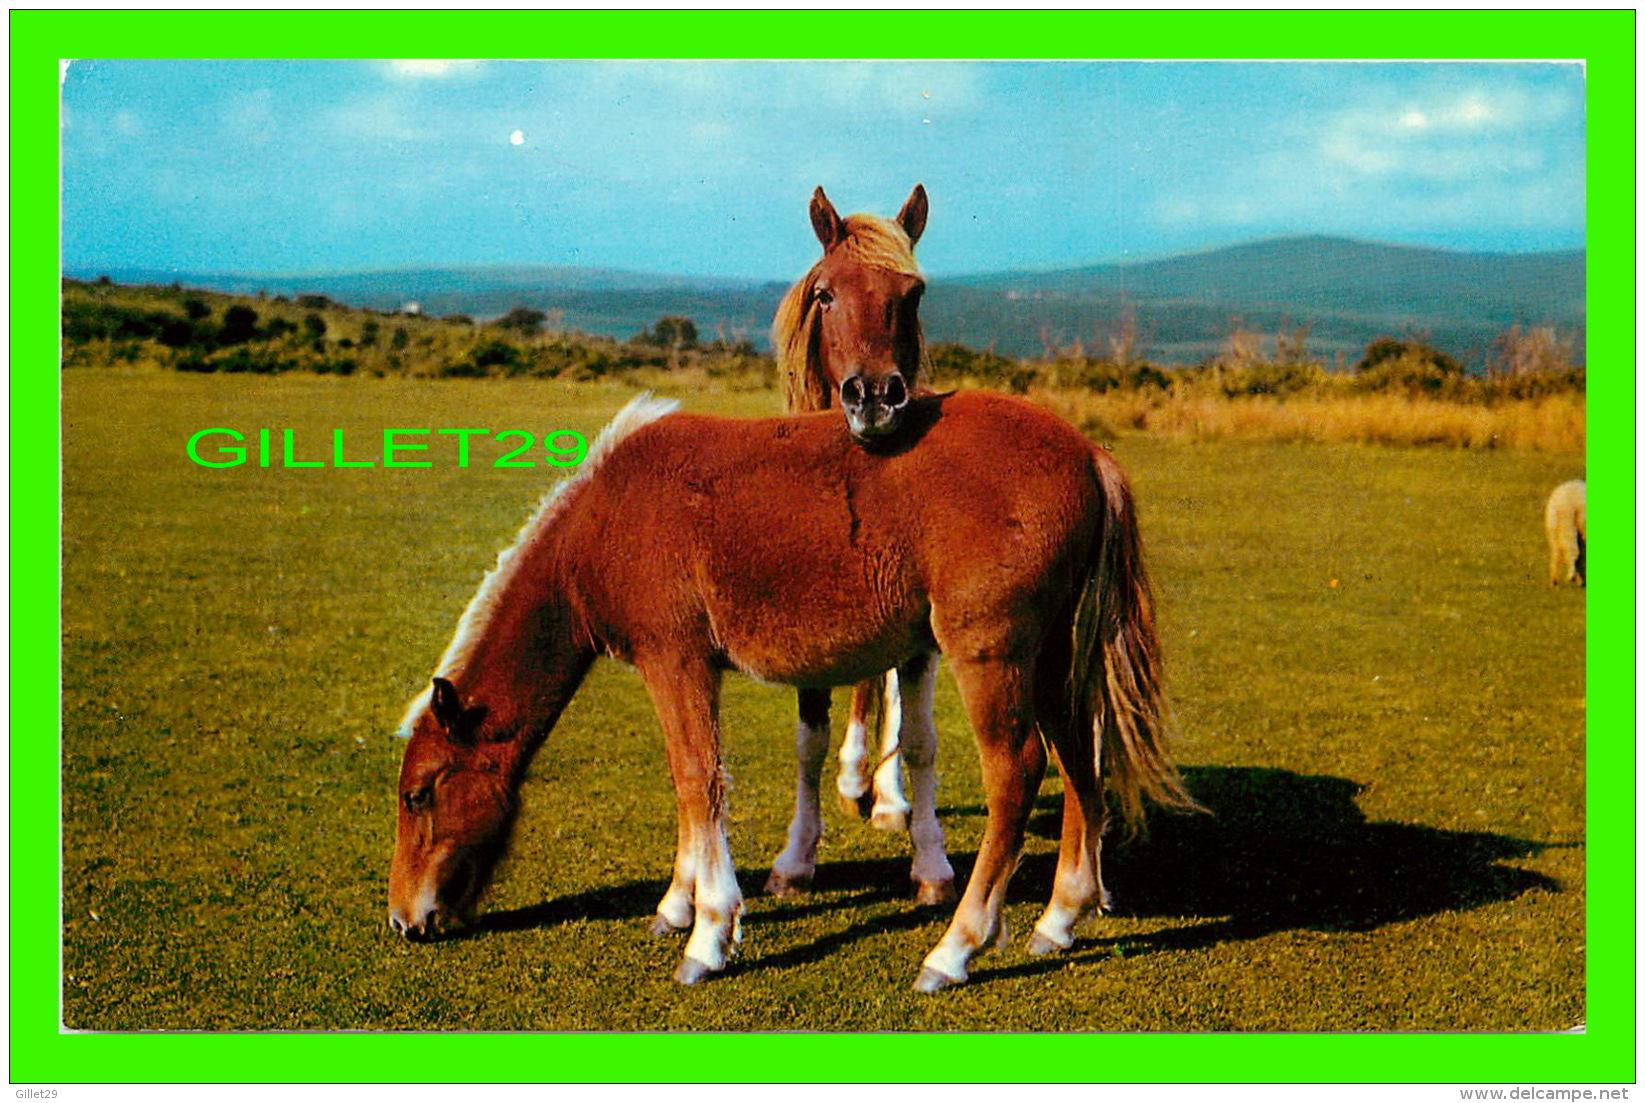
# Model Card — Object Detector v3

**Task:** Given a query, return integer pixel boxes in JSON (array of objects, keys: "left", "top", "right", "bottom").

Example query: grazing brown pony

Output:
[
  {"left": 766, "top": 185, "right": 951, "bottom": 904},
  {"left": 389, "top": 390, "right": 1197, "bottom": 991}
]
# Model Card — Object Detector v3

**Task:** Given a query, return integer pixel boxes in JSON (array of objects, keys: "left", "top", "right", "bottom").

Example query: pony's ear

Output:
[
  {"left": 897, "top": 184, "right": 928, "bottom": 246},
  {"left": 430, "top": 678, "right": 466, "bottom": 736},
  {"left": 431, "top": 677, "right": 491, "bottom": 745},
  {"left": 810, "top": 186, "right": 844, "bottom": 249}
]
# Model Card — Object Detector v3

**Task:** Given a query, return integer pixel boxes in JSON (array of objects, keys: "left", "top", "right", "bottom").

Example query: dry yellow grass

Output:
[{"left": 1033, "top": 387, "right": 1586, "bottom": 454}]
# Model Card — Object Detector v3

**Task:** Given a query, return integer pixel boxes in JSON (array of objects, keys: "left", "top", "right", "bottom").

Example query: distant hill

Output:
[
  {"left": 933, "top": 236, "right": 1585, "bottom": 364},
  {"left": 69, "top": 236, "right": 1584, "bottom": 366}
]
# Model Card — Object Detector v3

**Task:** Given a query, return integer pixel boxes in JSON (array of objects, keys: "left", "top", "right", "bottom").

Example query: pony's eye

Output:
[
  {"left": 815, "top": 287, "right": 835, "bottom": 309},
  {"left": 403, "top": 787, "right": 432, "bottom": 813}
]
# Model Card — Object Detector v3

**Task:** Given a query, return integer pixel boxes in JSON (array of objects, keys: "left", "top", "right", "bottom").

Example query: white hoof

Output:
[
  {"left": 1026, "top": 929, "right": 1071, "bottom": 957},
  {"left": 673, "top": 956, "right": 719, "bottom": 985},
  {"left": 913, "top": 966, "right": 964, "bottom": 994},
  {"left": 648, "top": 913, "right": 688, "bottom": 938}
]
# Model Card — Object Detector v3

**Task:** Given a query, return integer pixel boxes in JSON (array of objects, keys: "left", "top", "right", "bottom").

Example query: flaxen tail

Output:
[{"left": 1068, "top": 447, "right": 1203, "bottom": 834}]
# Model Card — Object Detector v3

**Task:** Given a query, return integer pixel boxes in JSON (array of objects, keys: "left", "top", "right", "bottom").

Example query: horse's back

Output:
[{"left": 571, "top": 391, "right": 1109, "bottom": 674}]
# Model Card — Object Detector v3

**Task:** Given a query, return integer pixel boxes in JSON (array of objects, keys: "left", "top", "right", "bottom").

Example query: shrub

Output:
[
  {"left": 634, "top": 316, "right": 699, "bottom": 349},
  {"left": 928, "top": 342, "right": 1023, "bottom": 387},
  {"left": 219, "top": 305, "right": 260, "bottom": 346},
  {"left": 1356, "top": 335, "right": 1461, "bottom": 377},
  {"left": 496, "top": 307, "right": 547, "bottom": 334},
  {"left": 156, "top": 318, "right": 197, "bottom": 349}
]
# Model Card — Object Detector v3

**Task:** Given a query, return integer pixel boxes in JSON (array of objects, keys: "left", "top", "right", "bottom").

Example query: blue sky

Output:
[{"left": 61, "top": 60, "right": 1586, "bottom": 280}]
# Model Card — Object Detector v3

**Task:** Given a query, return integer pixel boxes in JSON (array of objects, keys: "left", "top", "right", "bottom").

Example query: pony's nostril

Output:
[
  {"left": 840, "top": 376, "right": 866, "bottom": 406},
  {"left": 884, "top": 373, "right": 908, "bottom": 408}
]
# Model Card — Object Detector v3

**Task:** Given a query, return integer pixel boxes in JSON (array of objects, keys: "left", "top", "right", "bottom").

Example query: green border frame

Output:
[{"left": 13, "top": 10, "right": 1634, "bottom": 1086}]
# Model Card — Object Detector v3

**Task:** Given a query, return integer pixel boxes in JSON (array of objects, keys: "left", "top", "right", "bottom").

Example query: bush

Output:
[
  {"left": 1356, "top": 336, "right": 1461, "bottom": 377},
  {"left": 928, "top": 342, "right": 1024, "bottom": 387},
  {"left": 219, "top": 305, "right": 260, "bottom": 346},
  {"left": 496, "top": 307, "right": 547, "bottom": 334},
  {"left": 156, "top": 318, "right": 197, "bottom": 349},
  {"left": 634, "top": 316, "right": 699, "bottom": 349}
]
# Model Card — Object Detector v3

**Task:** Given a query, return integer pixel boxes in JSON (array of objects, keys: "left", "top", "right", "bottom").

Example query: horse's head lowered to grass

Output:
[
  {"left": 774, "top": 184, "right": 929, "bottom": 442},
  {"left": 388, "top": 678, "right": 525, "bottom": 939}
]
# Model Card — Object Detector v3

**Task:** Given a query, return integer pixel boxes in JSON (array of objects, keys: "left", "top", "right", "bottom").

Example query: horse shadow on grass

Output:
[
  {"left": 996, "top": 764, "right": 1561, "bottom": 983},
  {"left": 471, "top": 765, "right": 1564, "bottom": 982}
]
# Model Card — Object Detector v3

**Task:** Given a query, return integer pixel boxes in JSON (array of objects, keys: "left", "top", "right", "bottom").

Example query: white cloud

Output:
[
  {"left": 1146, "top": 79, "right": 1583, "bottom": 240},
  {"left": 1309, "top": 86, "right": 1579, "bottom": 190},
  {"left": 388, "top": 60, "right": 480, "bottom": 79}
]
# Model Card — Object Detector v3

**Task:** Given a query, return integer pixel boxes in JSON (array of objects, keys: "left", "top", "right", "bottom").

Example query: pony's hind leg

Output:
[
  {"left": 836, "top": 678, "right": 881, "bottom": 818},
  {"left": 640, "top": 655, "right": 743, "bottom": 984},
  {"left": 868, "top": 673, "right": 913, "bottom": 832},
  {"left": 916, "top": 657, "right": 1045, "bottom": 992},
  {"left": 897, "top": 653, "right": 955, "bottom": 904},
  {"left": 766, "top": 688, "right": 832, "bottom": 896},
  {"left": 1027, "top": 665, "right": 1110, "bottom": 956},
  {"left": 1026, "top": 759, "right": 1110, "bottom": 955}
]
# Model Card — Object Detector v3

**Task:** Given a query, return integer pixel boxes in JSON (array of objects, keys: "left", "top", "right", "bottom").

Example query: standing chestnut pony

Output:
[
  {"left": 389, "top": 390, "right": 1198, "bottom": 991},
  {"left": 766, "top": 185, "right": 950, "bottom": 906}
]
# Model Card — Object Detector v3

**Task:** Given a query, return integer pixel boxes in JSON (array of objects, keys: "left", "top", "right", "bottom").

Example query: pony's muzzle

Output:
[
  {"left": 388, "top": 908, "right": 436, "bottom": 941},
  {"left": 840, "top": 372, "right": 910, "bottom": 441}
]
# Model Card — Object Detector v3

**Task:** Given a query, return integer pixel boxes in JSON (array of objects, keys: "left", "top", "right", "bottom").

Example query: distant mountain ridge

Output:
[{"left": 69, "top": 235, "right": 1585, "bottom": 365}]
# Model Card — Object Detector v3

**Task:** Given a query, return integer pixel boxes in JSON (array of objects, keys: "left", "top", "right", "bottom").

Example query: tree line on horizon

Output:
[{"left": 61, "top": 277, "right": 1584, "bottom": 406}]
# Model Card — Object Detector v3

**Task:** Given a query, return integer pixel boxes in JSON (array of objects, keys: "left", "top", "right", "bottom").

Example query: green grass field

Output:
[{"left": 61, "top": 371, "right": 1585, "bottom": 1032}]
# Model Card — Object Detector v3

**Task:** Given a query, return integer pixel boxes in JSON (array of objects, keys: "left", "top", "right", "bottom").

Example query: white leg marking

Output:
[
  {"left": 1031, "top": 895, "right": 1085, "bottom": 952},
  {"left": 682, "top": 823, "right": 742, "bottom": 972},
  {"left": 899, "top": 658, "right": 955, "bottom": 898},
  {"left": 837, "top": 713, "right": 871, "bottom": 802},
  {"left": 655, "top": 818, "right": 697, "bottom": 930},
  {"left": 870, "top": 673, "right": 912, "bottom": 830},
  {"left": 920, "top": 929, "right": 974, "bottom": 985}
]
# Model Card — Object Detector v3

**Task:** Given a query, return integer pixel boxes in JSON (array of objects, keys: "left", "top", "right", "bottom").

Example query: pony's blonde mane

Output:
[
  {"left": 773, "top": 214, "right": 923, "bottom": 414},
  {"left": 395, "top": 392, "right": 681, "bottom": 736}
]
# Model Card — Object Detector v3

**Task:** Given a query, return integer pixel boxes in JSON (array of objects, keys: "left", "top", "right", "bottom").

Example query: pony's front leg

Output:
[
  {"left": 897, "top": 654, "right": 955, "bottom": 904},
  {"left": 915, "top": 657, "right": 1044, "bottom": 992},
  {"left": 640, "top": 655, "right": 743, "bottom": 984},
  {"left": 766, "top": 688, "right": 832, "bottom": 895}
]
